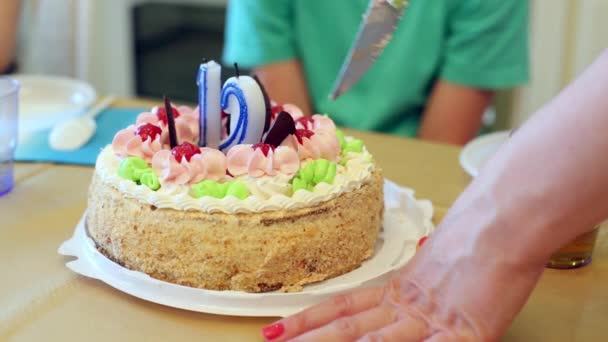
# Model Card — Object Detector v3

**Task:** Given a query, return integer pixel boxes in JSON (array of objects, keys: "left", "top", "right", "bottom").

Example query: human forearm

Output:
[
  {"left": 469, "top": 49, "right": 608, "bottom": 258},
  {"left": 418, "top": 80, "right": 493, "bottom": 145},
  {"left": 413, "top": 49, "right": 608, "bottom": 338},
  {"left": 0, "top": 0, "right": 21, "bottom": 72},
  {"left": 252, "top": 59, "right": 313, "bottom": 116}
]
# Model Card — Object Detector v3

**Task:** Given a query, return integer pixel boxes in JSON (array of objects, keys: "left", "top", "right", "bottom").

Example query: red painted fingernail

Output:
[{"left": 262, "top": 322, "right": 285, "bottom": 340}]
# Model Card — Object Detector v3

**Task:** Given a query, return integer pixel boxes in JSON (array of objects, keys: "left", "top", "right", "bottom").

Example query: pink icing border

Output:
[
  {"left": 226, "top": 144, "right": 300, "bottom": 178},
  {"left": 111, "top": 124, "right": 164, "bottom": 162},
  {"left": 151, "top": 147, "right": 227, "bottom": 185},
  {"left": 136, "top": 105, "right": 200, "bottom": 145}
]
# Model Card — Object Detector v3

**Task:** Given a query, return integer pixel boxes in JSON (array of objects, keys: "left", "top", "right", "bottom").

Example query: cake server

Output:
[{"left": 329, "top": 0, "right": 409, "bottom": 100}]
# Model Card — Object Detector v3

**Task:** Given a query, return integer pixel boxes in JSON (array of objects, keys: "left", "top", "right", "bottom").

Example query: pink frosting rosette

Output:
[
  {"left": 151, "top": 144, "right": 227, "bottom": 185},
  {"left": 226, "top": 144, "right": 300, "bottom": 178},
  {"left": 136, "top": 105, "right": 200, "bottom": 145},
  {"left": 295, "top": 114, "right": 336, "bottom": 133},
  {"left": 270, "top": 102, "right": 305, "bottom": 121},
  {"left": 281, "top": 129, "right": 340, "bottom": 162},
  {"left": 111, "top": 124, "right": 164, "bottom": 162}
]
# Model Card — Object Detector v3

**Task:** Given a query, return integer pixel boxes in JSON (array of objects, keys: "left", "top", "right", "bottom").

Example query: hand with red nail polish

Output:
[{"left": 263, "top": 51, "right": 608, "bottom": 341}]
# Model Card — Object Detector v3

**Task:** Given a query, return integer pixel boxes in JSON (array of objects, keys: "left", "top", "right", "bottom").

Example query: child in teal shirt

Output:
[{"left": 223, "top": 0, "right": 529, "bottom": 145}]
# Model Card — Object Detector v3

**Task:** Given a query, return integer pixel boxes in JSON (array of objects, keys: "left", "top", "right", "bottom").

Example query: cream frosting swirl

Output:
[{"left": 95, "top": 143, "right": 375, "bottom": 214}]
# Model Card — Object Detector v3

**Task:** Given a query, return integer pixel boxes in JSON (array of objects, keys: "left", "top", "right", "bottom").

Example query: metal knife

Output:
[{"left": 329, "top": 0, "right": 409, "bottom": 100}]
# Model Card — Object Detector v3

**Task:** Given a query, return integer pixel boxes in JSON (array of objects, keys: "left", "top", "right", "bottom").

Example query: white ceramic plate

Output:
[
  {"left": 59, "top": 180, "right": 434, "bottom": 317},
  {"left": 13, "top": 74, "right": 96, "bottom": 138},
  {"left": 459, "top": 131, "right": 509, "bottom": 177}
]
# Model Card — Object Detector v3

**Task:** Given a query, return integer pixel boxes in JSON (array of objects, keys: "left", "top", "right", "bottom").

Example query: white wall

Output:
[{"left": 510, "top": 0, "right": 608, "bottom": 127}]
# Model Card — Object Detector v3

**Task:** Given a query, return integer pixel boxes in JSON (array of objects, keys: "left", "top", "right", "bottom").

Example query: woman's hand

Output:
[{"left": 262, "top": 275, "right": 479, "bottom": 341}]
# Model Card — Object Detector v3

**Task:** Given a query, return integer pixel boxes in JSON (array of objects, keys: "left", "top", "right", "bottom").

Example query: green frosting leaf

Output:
[
  {"left": 291, "top": 159, "right": 338, "bottom": 193},
  {"left": 301, "top": 162, "right": 315, "bottom": 182},
  {"left": 191, "top": 180, "right": 250, "bottom": 200},
  {"left": 313, "top": 159, "right": 329, "bottom": 184},
  {"left": 191, "top": 180, "right": 226, "bottom": 199},
  {"left": 226, "top": 181, "right": 251, "bottom": 200},
  {"left": 343, "top": 139, "right": 364, "bottom": 154},
  {"left": 322, "top": 162, "right": 337, "bottom": 184},
  {"left": 118, "top": 157, "right": 151, "bottom": 182},
  {"left": 335, "top": 129, "right": 347, "bottom": 149},
  {"left": 140, "top": 171, "right": 161, "bottom": 191},
  {"left": 292, "top": 177, "right": 308, "bottom": 193}
]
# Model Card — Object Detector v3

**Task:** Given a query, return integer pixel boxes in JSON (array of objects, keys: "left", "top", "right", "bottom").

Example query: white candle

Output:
[
  {"left": 218, "top": 75, "right": 267, "bottom": 152},
  {"left": 197, "top": 61, "right": 222, "bottom": 148}
]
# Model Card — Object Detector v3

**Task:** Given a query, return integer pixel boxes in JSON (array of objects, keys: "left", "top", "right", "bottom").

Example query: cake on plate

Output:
[{"left": 86, "top": 62, "right": 383, "bottom": 292}]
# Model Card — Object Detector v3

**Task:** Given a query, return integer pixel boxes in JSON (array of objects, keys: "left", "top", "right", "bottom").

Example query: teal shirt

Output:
[{"left": 224, "top": 0, "right": 529, "bottom": 136}]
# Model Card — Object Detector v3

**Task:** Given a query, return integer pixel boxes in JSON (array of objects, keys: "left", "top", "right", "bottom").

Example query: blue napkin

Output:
[{"left": 15, "top": 108, "right": 146, "bottom": 166}]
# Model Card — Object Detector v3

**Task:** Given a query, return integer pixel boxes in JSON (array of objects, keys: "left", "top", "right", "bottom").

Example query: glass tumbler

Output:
[{"left": 0, "top": 77, "right": 19, "bottom": 197}]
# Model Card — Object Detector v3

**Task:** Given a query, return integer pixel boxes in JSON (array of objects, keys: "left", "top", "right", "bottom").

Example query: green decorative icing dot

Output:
[
  {"left": 140, "top": 171, "right": 160, "bottom": 191},
  {"left": 191, "top": 180, "right": 225, "bottom": 199},
  {"left": 226, "top": 181, "right": 251, "bottom": 200},
  {"left": 191, "top": 180, "right": 250, "bottom": 200},
  {"left": 118, "top": 157, "right": 149, "bottom": 182},
  {"left": 118, "top": 157, "right": 161, "bottom": 191},
  {"left": 291, "top": 159, "right": 337, "bottom": 193}
]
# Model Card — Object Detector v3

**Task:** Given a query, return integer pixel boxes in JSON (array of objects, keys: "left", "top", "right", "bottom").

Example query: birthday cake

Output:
[{"left": 86, "top": 61, "right": 383, "bottom": 292}]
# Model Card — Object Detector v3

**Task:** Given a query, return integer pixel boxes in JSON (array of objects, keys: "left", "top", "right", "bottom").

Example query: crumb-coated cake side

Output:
[{"left": 87, "top": 168, "right": 383, "bottom": 293}]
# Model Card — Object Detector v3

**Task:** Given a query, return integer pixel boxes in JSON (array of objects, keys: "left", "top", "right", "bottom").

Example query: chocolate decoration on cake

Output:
[
  {"left": 253, "top": 74, "right": 272, "bottom": 133},
  {"left": 164, "top": 96, "right": 178, "bottom": 148},
  {"left": 263, "top": 111, "right": 296, "bottom": 147}
]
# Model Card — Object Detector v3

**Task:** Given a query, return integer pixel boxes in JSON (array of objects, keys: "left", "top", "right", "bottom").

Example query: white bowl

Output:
[{"left": 13, "top": 74, "right": 96, "bottom": 139}]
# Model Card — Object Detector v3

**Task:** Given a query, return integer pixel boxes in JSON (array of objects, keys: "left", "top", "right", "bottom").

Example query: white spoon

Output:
[{"left": 49, "top": 96, "right": 115, "bottom": 151}]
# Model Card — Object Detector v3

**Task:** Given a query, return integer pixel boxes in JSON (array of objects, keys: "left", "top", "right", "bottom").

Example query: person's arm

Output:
[
  {"left": 421, "top": 0, "right": 528, "bottom": 145},
  {"left": 262, "top": 50, "right": 608, "bottom": 341},
  {"left": 418, "top": 80, "right": 493, "bottom": 145},
  {"left": 253, "top": 59, "right": 313, "bottom": 116},
  {"left": 223, "top": 1, "right": 313, "bottom": 113},
  {"left": 0, "top": 0, "right": 21, "bottom": 73}
]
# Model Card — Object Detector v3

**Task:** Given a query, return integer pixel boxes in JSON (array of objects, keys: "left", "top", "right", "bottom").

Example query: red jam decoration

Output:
[
  {"left": 135, "top": 123, "right": 162, "bottom": 142},
  {"left": 416, "top": 236, "right": 428, "bottom": 252},
  {"left": 296, "top": 116, "right": 314, "bottom": 128},
  {"left": 271, "top": 105, "right": 283, "bottom": 120},
  {"left": 252, "top": 143, "right": 275, "bottom": 157},
  {"left": 294, "top": 129, "right": 314, "bottom": 144},
  {"left": 171, "top": 142, "right": 201, "bottom": 162},
  {"left": 157, "top": 106, "right": 181, "bottom": 125}
]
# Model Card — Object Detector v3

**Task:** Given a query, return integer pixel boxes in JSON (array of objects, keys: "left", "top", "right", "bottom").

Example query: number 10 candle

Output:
[{"left": 197, "top": 60, "right": 269, "bottom": 152}]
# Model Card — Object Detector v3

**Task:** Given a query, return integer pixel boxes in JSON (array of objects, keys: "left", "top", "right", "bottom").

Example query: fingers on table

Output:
[
  {"left": 265, "top": 287, "right": 385, "bottom": 341},
  {"left": 291, "top": 306, "right": 396, "bottom": 342},
  {"left": 358, "top": 315, "right": 429, "bottom": 342}
]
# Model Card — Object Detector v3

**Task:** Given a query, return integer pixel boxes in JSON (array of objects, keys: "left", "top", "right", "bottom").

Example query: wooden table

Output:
[{"left": 1, "top": 100, "right": 606, "bottom": 341}]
